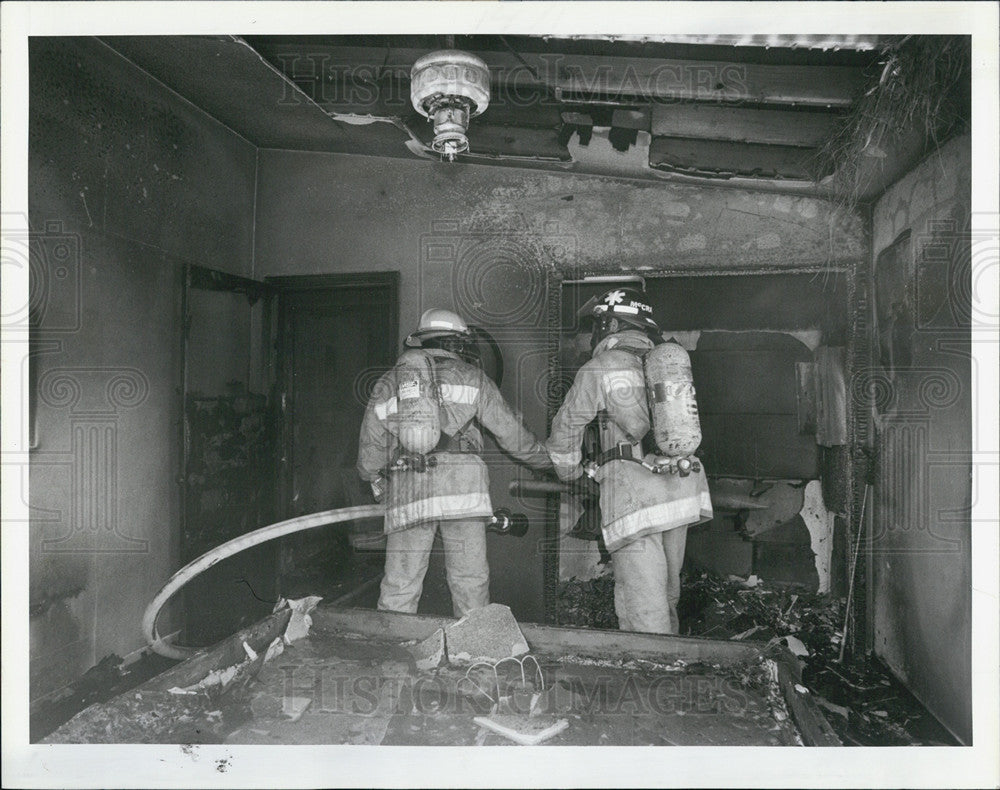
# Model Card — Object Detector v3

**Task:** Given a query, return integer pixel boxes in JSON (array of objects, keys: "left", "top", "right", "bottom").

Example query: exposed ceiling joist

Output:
[
  {"left": 98, "top": 34, "right": 959, "bottom": 200},
  {"left": 651, "top": 104, "right": 841, "bottom": 148},
  {"left": 541, "top": 34, "right": 884, "bottom": 51}
]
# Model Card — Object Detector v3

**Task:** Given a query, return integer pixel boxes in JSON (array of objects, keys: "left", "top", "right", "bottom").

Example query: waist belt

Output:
[
  {"left": 386, "top": 446, "right": 473, "bottom": 475},
  {"left": 595, "top": 442, "right": 643, "bottom": 467},
  {"left": 435, "top": 431, "right": 476, "bottom": 454}
]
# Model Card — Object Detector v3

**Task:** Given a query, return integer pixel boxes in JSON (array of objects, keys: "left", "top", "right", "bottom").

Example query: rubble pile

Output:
[
  {"left": 555, "top": 575, "right": 619, "bottom": 630},
  {"left": 557, "top": 570, "right": 956, "bottom": 745},
  {"left": 680, "top": 571, "right": 957, "bottom": 746}
]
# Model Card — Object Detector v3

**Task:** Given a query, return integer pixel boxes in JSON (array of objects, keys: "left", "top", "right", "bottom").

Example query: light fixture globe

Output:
[{"left": 410, "top": 50, "right": 490, "bottom": 160}]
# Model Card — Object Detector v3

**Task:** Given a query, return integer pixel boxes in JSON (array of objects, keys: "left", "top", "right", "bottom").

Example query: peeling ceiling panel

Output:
[
  {"left": 96, "top": 34, "right": 896, "bottom": 193},
  {"left": 649, "top": 137, "right": 822, "bottom": 180},
  {"left": 98, "top": 35, "right": 412, "bottom": 156}
]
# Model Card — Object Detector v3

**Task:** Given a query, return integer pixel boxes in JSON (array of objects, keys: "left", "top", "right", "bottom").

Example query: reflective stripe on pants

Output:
[
  {"left": 612, "top": 526, "right": 688, "bottom": 635},
  {"left": 377, "top": 519, "right": 489, "bottom": 618}
]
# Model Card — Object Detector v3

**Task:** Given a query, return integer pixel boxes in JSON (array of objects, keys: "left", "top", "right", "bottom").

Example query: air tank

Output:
[
  {"left": 391, "top": 349, "right": 441, "bottom": 454},
  {"left": 644, "top": 340, "right": 702, "bottom": 456}
]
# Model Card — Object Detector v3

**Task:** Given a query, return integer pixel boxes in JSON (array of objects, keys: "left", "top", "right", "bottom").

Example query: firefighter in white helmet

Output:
[
  {"left": 546, "top": 288, "right": 713, "bottom": 634},
  {"left": 358, "top": 308, "right": 551, "bottom": 616}
]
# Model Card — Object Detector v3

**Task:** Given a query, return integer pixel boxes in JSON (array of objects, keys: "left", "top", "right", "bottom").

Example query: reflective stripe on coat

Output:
[
  {"left": 596, "top": 459, "right": 713, "bottom": 552},
  {"left": 546, "top": 330, "right": 713, "bottom": 550},
  {"left": 384, "top": 453, "right": 493, "bottom": 534},
  {"left": 358, "top": 349, "right": 550, "bottom": 533}
]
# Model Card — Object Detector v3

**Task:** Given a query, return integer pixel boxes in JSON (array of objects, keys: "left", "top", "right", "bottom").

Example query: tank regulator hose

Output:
[{"left": 142, "top": 504, "right": 385, "bottom": 660}]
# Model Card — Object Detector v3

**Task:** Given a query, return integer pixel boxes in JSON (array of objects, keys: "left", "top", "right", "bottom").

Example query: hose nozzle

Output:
[{"left": 487, "top": 508, "right": 529, "bottom": 537}]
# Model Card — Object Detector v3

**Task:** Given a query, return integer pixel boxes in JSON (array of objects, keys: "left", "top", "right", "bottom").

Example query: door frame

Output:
[
  {"left": 266, "top": 271, "right": 400, "bottom": 525},
  {"left": 179, "top": 263, "right": 277, "bottom": 559},
  {"left": 178, "top": 264, "right": 279, "bottom": 642}
]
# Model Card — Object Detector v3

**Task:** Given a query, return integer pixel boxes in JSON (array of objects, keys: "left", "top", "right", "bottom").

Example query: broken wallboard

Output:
[
  {"left": 42, "top": 608, "right": 292, "bottom": 744},
  {"left": 43, "top": 605, "right": 838, "bottom": 747}
]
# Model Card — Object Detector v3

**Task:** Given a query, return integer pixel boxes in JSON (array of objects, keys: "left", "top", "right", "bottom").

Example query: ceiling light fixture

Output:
[{"left": 410, "top": 49, "right": 490, "bottom": 161}]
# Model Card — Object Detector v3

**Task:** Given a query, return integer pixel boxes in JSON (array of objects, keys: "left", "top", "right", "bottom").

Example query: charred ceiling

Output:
[{"left": 97, "top": 34, "right": 969, "bottom": 201}]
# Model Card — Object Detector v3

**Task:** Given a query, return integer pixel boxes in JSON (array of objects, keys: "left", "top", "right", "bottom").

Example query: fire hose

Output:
[
  {"left": 142, "top": 505, "right": 384, "bottom": 660},
  {"left": 142, "top": 504, "right": 530, "bottom": 660},
  {"left": 509, "top": 479, "right": 769, "bottom": 512}
]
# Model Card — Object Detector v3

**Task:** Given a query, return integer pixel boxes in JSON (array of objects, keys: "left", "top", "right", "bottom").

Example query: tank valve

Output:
[
  {"left": 647, "top": 455, "right": 702, "bottom": 476},
  {"left": 487, "top": 508, "right": 529, "bottom": 537}
]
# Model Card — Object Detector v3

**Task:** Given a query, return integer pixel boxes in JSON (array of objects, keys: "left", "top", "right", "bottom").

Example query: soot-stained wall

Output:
[
  {"left": 28, "top": 37, "right": 256, "bottom": 704},
  {"left": 868, "top": 134, "right": 972, "bottom": 743},
  {"left": 254, "top": 149, "right": 863, "bottom": 621}
]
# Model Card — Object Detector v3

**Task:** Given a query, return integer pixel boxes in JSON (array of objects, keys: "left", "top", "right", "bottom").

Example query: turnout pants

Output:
[
  {"left": 612, "top": 526, "right": 689, "bottom": 634},
  {"left": 378, "top": 519, "right": 489, "bottom": 618}
]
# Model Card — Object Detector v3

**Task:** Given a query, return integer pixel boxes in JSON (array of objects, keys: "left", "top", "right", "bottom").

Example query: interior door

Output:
[
  {"left": 272, "top": 274, "right": 398, "bottom": 596},
  {"left": 180, "top": 265, "right": 277, "bottom": 647}
]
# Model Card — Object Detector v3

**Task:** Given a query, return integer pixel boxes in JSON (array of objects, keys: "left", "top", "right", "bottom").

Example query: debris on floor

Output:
[
  {"left": 167, "top": 637, "right": 283, "bottom": 695},
  {"left": 282, "top": 696, "right": 312, "bottom": 721},
  {"left": 678, "top": 570, "right": 958, "bottom": 746},
  {"left": 444, "top": 603, "right": 529, "bottom": 664},
  {"left": 40, "top": 578, "right": 953, "bottom": 748},
  {"left": 44, "top": 615, "right": 803, "bottom": 746},
  {"left": 466, "top": 654, "right": 569, "bottom": 745},
  {"left": 473, "top": 714, "right": 569, "bottom": 745},
  {"left": 555, "top": 575, "right": 619, "bottom": 630},
  {"left": 408, "top": 627, "right": 446, "bottom": 671},
  {"left": 276, "top": 595, "right": 323, "bottom": 643},
  {"left": 557, "top": 568, "right": 957, "bottom": 745},
  {"left": 30, "top": 650, "right": 177, "bottom": 742}
]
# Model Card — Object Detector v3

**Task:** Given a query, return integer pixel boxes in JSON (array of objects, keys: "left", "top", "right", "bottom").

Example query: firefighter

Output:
[
  {"left": 357, "top": 308, "right": 551, "bottom": 617},
  {"left": 546, "top": 288, "right": 712, "bottom": 634}
]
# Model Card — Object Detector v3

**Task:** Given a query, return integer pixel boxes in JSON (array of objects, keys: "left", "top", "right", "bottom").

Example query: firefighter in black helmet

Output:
[{"left": 546, "top": 288, "right": 712, "bottom": 634}]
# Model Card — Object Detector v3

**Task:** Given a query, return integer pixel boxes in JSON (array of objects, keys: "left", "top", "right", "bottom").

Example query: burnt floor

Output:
[
  {"left": 45, "top": 628, "right": 802, "bottom": 747},
  {"left": 32, "top": 550, "right": 958, "bottom": 746}
]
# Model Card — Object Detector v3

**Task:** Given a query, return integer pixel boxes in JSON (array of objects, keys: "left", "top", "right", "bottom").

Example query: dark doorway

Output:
[
  {"left": 270, "top": 273, "right": 398, "bottom": 600},
  {"left": 179, "top": 266, "right": 278, "bottom": 648}
]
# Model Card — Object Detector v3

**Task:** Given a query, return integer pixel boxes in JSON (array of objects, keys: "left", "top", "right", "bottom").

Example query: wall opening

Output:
[{"left": 549, "top": 270, "right": 852, "bottom": 629}]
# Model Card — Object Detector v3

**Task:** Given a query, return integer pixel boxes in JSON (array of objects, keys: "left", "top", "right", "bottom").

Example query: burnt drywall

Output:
[
  {"left": 254, "top": 149, "right": 862, "bottom": 621},
  {"left": 28, "top": 37, "right": 256, "bottom": 704},
  {"left": 868, "top": 134, "right": 972, "bottom": 743}
]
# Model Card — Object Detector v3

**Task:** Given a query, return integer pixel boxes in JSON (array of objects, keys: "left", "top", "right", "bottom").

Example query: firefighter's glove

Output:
[{"left": 370, "top": 475, "right": 387, "bottom": 504}]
